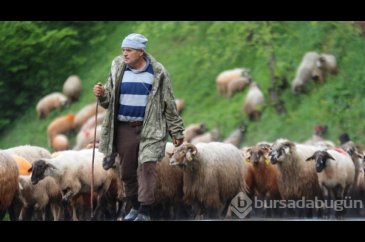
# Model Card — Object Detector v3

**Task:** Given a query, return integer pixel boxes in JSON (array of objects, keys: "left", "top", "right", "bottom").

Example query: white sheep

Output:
[
  {"left": 312, "top": 53, "right": 338, "bottom": 83},
  {"left": 223, "top": 124, "right": 246, "bottom": 147},
  {"left": 305, "top": 149, "right": 355, "bottom": 219},
  {"left": 36, "top": 92, "right": 69, "bottom": 119},
  {"left": 29, "top": 149, "right": 113, "bottom": 221},
  {"left": 3, "top": 145, "right": 52, "bottom": 163},
  {"left": 242, "top": 81, "right": 265, "bottom": 121},
  {"left": 169, "top": 142, "right": 247, "bottom": 219},
  {"left": 291, "top": 51, "right": 320, "bottom": 94},
  {"left": 18, "top": 175, "right": 62, "bottom": 221},
  {"left": 63, "top": 75, "right": 82, "bottom": 101}
]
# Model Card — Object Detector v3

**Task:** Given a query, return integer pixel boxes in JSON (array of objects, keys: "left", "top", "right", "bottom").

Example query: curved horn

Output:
[{"left": 185, "top": 143, "right": 197, "bottom": 155}]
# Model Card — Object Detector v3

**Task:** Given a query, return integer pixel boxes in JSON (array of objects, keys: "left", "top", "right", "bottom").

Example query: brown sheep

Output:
[
  {"left": 226, "top": 76, "right": 251, "bottom": 98},
  {"left": 190, "top": 128, "right": 220, "bottom": 145},
  {"left": 183, "top": 123, "right": 206, "bottom": 143},
  {"left": 47, "top": 114, "right": 75, "bottom": 147},
  {"left": 216, "top": 68, "right": 250, "bottom": 98},
  {"left": 246, "top": 144, "right": 281, "bottom": 217},
  {"left": 51, "top": 134, "right": 69, "bottom": 151},
  {"left": 0, "top": 151, "right": 19, "bottom": 220},
  {"left": 36, "top": 92, "right": 69, "bottom": 119},
  {"left": 63, "top": 75, "right": 82, "bottom": 101}
]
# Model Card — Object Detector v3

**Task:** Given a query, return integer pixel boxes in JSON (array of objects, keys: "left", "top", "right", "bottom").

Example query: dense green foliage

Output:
[
  {"left": 0, "top": 21, "right": 110, "bottom": 130},
  {"left": 1, "top": 21, "right": 364, "bottom": 150}
]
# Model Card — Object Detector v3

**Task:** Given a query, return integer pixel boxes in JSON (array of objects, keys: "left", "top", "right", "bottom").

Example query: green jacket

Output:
[{"left": 98, "top": 53, "right": 184, "bottom": 164}]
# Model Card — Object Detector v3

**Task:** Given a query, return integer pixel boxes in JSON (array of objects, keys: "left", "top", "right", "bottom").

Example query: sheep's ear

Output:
[
  {"left": 305, "top": 155, "right": 315, "bottom": 161},
  {"left": 283, "top": 142, "right": 293, "bottom": 153},
  {"left": 327, "top": 153, "right": 335, "bottom": 160},
  {"left": 355, "top": 151, "right": 363, "bottom": 159},
  {"left": 28, "top": 166, "right": 32, "bottom": 173}
]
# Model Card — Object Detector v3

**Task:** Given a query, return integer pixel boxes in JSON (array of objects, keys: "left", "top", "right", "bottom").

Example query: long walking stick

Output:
[{"left": 90, "top": 97, "right": 100, "bottom": 219}]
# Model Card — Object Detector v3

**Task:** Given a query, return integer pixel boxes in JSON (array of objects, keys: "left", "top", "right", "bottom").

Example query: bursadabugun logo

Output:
[{"left": 230, "top": 192, "right": 252, "bottom": 219}]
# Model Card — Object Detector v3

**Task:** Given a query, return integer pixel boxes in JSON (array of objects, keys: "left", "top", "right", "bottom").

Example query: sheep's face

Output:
[
  {"left": 249, "top": 148, "right": 265, "bottom": 165},
  {"left": 30, "top": 160, "right": 48, "bottom": 185},
  {"left": 305, "top": 151, "right": 335, "bottom": 173},
  {"left": 169, "top": 144, "right": 197, "bottom": 167},
  {"left": 249, "top": 145, "right": 271, "bottom": 165},
  {"left": 270, "top": 142, "right": 292, "bottom": 164}
]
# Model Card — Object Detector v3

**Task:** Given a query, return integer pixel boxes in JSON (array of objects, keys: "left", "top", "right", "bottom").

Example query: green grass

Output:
[{"left": 1, "top": 21, "right": 365, "bottom": 150}]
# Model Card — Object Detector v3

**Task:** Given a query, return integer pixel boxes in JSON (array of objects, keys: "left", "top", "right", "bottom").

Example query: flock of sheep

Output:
[
  {"left": 1, "top": 122, "right": 364, "bottom": 220},
  {"left": 1, "top": 50, "right": 360, "bottom": 221},
  {"left": 215, "top": 51, "right": 338, "bottom": 122}
]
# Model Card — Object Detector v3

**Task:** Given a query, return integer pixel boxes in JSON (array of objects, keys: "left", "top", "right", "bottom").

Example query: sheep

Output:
[
  {"left": 304, "top": 125, "right": 336, "bottom": 149},
  {"left": 0, "top": 151, "right": 19, "bottom": 220},
  {"left": 51, "top": 134, "right": 69, "bottom": 151},
  {"left": 169, "top": 142, "right": 247, "bottom": 219},
  {"left": 190, "top": 128, "right": 220, "bottom": 145},
  {"left": 223, "top": 124, "right": 246, "bottom": 147},
  {"left": 74, "top": 125, "right": 101, "bottom": 150},
  {"left": 269, "top": 139, "right": 323, "bottom": 217},
  {"left": 312, "top": 53, "right": 338, "bottom": 83},
  {"left": 73, "top": 102, "right": 106, "bottom": 129},
  {"left": 175, "top": 99, "right": 185, "bottom": 114},
  {"left": 3, "top": 145, "right": 52, "bottom": 163},
  {"left": 29, "top": 149, "right": 113, "bottom": 221},
  {"left": 341, "top": 140, "right": 365, "bottom": 214},
  {"left": 291, "top": 51, "right": 320, "bottom": 94},
  {"left": 216, "top": 68, "right": 250, "bottom": 98},
  {"left": 245, "top": 143, "right": 281, "bottom": 217},
  {"left": 305, "top": 149, "right": 355, "bottom": 219},
  {"left": 36, "top": 92, "right": 69, "bottom": 119},
  {"left": 242, "top": 81, "right": 265, "bottom": 121},
  {"left": 11, "top": 154, "right": 31, "bottom": 176},
  {"left": 226, "top": 76, "right": 251, "bottom": 98},
  {"left": 183, "top": 123, "right": 206, "bottom": 143},
  {"left": 152, "top": 142, "right": 186, "bottom": 220},
  {"left": 18, "top": 175, "right": 62, "bottom": 221},
  {"left": 80, "top": 111, "right": 106, "bottom": 133},
  {"left": 47, "top": 114, "right": 75, "bottom": 147},
  {"left": 62, "top": 75, "right": 82, "bottom": 101}
]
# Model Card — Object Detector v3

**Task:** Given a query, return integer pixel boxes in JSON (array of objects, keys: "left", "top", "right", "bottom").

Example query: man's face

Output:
[{"left": 122, "top": 48, "right": 144, "bottom": 67}]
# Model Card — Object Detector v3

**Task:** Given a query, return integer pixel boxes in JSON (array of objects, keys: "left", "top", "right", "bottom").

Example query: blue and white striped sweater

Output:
[{"left": 118, "top": 59, "right": 154, "bottom": 121}]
